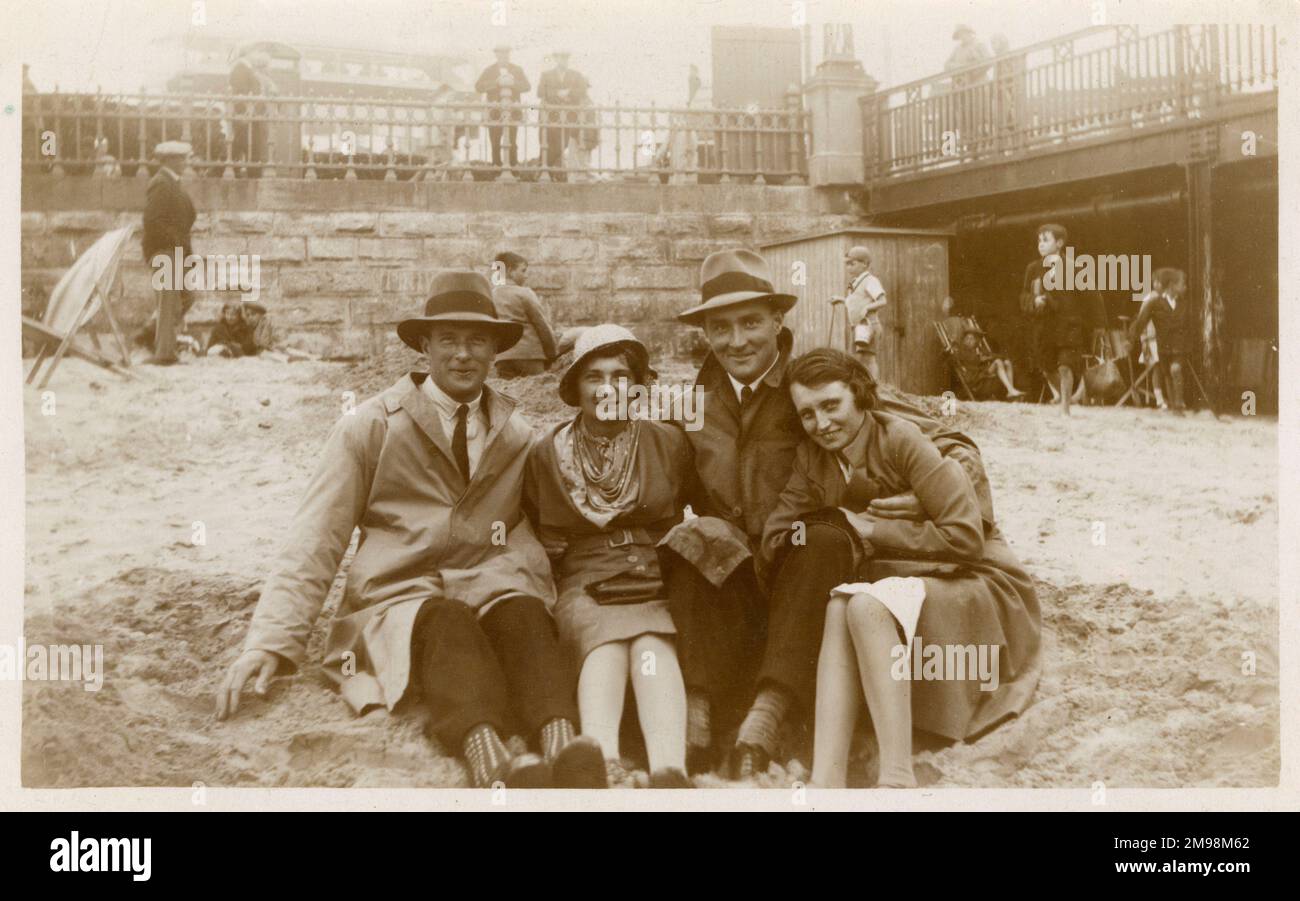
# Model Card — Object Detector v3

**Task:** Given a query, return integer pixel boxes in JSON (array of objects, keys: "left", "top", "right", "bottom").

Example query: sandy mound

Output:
[{"left": 22, "top": 357, "right": 1279, "bottom": 788}]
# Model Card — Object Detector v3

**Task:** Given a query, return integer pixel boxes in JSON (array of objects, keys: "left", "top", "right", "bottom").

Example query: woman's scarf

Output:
[{"left": 554, "top": 415, "right": 641, "bottom": 528}]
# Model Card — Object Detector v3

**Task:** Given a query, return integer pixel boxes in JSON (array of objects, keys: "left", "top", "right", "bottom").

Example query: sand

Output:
[{"left": 21, "top": 354, "right": 1279, "bottom": 788}]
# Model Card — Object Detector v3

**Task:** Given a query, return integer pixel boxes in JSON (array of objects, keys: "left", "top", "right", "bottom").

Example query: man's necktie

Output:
[
  {"left": 740, "top": 385, "right": 754, "bottom": 407},
  {"left": 452, "top": 404, "right": 471, "bottom": 481}
]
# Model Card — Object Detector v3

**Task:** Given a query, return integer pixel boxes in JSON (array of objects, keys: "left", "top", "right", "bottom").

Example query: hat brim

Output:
[
  {"left": 559, "top": 339, "right": 653, "bottom": 407},
  {"left": 677, "top": 291, "right": 798, "bottom": 327},
  {"left": 397, "top": 313, "right": 523, "bottom": 353}
]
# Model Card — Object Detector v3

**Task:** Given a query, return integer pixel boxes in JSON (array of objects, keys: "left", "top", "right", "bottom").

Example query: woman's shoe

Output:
[
  {"left": 649, "top": 768, "right": 692, "bottom": 788},
  {"left": 728, "top": 743, "right": 770, "bottom": 781},
  {"left": 552, "top": 736, "right": 609, "bottom": 788}
]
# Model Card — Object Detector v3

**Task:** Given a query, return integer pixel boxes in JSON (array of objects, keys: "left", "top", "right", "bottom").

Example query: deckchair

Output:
[
  {"left": 934, "top": 317, "right": 977, "bottom": 401},
  {"left": 24, "top": 226, "right": 139, "bottom": 389}
]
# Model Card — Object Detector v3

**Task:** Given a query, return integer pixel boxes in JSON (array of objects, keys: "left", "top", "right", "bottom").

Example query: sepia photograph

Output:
[{"left": 1, "top": 0, "right": 1293, "bottom": 828}]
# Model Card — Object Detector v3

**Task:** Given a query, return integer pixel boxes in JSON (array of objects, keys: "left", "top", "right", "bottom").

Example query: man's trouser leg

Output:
[
  {"left": 153, "top": 289, "right": 182, "bottom": 362},
  {"left": 544, "top": 125, "right": 566, "bottom": 180},
  {"left": 665, "top": 557, "right": 765, "bottom": 730},
  {"left": 488, "top": 125, "right": 504, "bottom": 167},
  {"left": 755, "top": 523, "right": 859, "bottom": 717},
  {"left": 413, "top": 595, "right": 576, "bottom": 752}
]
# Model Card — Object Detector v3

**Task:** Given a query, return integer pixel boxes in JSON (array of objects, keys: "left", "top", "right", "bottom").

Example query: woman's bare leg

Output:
[
  {"left": 994, "top": 360, "right": 1023, "bottom": 396},
  {"left": 629, "top": 633, "right": 687, "bottom": 772},
  {"left": 577, "top": 641, "right": 630, "bottom": 760},
  {"left": 811, "top": 597, "right": 862, "bottom": 788},
  {"left": 845, "top": 593, "right": 917, "bottom": 788}
]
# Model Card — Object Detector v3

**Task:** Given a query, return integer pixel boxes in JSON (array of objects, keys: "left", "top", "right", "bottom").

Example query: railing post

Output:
[{"left": 803, "top": 54, "right": 875, "bottom": 186}]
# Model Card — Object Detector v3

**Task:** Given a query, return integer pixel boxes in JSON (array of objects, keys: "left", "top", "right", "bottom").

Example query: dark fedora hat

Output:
[
  {"left": 397, "top": 270, "right": 523, "bottom": 352},
  {"left": 676, "top": 248, "right": 797, "bottom": 327}
]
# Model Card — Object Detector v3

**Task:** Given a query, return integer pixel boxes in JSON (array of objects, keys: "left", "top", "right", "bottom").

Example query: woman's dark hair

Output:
[
  {"left": 221, "top": 300, "right": 245, "bottom": 321},
  {"left": 578, "top": 344, "right": 649, "bottom": 386},
  {"left": 785, "top": 347, "right": 878, "bottom": 411}
]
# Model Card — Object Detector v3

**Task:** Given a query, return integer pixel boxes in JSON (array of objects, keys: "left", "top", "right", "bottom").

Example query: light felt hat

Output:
[
  {"left": 397, "top": 270, "right": 523, "bottom": 353},
  {"left": 676, "top": 248, "right": 797, "bottom": 327},
  {"left": 558, "top": 323, "right": 655, "bottom": 407}
]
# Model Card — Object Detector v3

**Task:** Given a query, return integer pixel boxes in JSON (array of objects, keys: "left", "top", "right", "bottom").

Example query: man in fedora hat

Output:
[
  {"left": 216, "top": 270, "right": 605, "bottom": 789},
  {"left": 475, "top": 45, "right": 531, "bottom": 170},
  {"left": 537, "top": 49, "right": 591, "bottom": 182},
  {"left": 664, "top": 249, "right": 999, "bottom": 780},
  {"left": 140, "top": 140, "right": 196, "bottom": 364}
]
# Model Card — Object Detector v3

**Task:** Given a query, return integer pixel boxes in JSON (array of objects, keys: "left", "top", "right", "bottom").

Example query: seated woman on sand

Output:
[
  {"left": 760, "top": 348, "right": 1041, "bottom": 788},
  {"left": 524, "top": 324, "right": 693, "bottom": 788},
  {"left": 205, "top": 300, "right": 252, "bottom": 357}
]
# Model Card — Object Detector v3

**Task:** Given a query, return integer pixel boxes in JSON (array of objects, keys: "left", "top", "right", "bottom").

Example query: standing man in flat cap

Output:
[
  {"left": 837, "top": 245, "right": 888, "bottom": 380},
  {"left": 476, "top": 45, "right": 530, "bottom": 171},
  {"left": 141, "top": 141, "right": 196, "bottom": 365},
  {"left": 664, "top": 249, "right": 997, "bottom": 780},
  {"left": 216, "top": 271, "right": 606, "bottom": 789},
  {"left": 537, "top": 49, "right": 591, "bottom": 182}
]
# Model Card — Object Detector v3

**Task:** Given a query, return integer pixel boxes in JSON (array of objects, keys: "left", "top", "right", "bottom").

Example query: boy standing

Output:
[
  {"left": 1020, "top": 223, "right": 1085, "bottom": 415},
  {"left": 842, "top": 245, "right": 888, "bottom": 380},
  {"left": 1129, "top": 268, "right": 1189, "bottom": 412}
]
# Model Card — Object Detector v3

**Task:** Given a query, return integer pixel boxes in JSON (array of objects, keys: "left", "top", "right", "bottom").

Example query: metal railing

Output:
[
  {"left": 22, "top": 89, "right": 808, "bottom": 184},
  {"left": 861, "top": 24, "right": 1278, "bottom": 183}
]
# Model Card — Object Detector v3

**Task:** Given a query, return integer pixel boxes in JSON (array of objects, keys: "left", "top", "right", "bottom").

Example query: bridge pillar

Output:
[{"left": 803, "top": 57, "right": 876, "bottom": 187}]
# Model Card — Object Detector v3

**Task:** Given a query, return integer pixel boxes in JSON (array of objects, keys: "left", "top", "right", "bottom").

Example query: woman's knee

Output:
[{"left": 845, "top": 593, "right": 896, "bottom": 635}]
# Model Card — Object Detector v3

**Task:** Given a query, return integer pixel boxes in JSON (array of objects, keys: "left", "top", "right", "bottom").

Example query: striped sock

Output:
[
  {"left": 540, "top": 717, "right": 576, "bottom": 763},
  {"left": 462, "top": 723, "right": 511, "bottom": 788},
  {"left": 686, "top": 690, "right": 712, "bottom": 750},
  {"left": 736, "top": 686, "right": 792, "bottom": 756}
]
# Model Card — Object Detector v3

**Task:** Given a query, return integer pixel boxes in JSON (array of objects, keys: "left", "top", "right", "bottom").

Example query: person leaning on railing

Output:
[
  {"left": 537, "top": 50, "right": 591, "bottom": 182},
  {"left": 475, "top": 45, "right": 530, "bottom": 169}
]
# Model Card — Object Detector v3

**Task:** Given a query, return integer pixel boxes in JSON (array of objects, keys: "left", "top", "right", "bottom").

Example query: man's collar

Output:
[
  {"left": 725, "top": 349, "right": 781, "bottom": 401},
  {"left": 422, "top": 373, "right": 485, "bottom": 418}
]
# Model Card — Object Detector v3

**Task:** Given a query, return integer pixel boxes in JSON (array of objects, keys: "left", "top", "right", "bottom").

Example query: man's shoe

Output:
[
  {"left": 729, "top": 743, "right": 770, "bottom": 781},
  {"left": 552, "top": 736, "right": 608, "bottom": 788},
  {"left": 490, "top": 753, "right": 553, "bottom": 789},
  {"left": 649, "top": 768, "right": 692, "bottom": 788}
]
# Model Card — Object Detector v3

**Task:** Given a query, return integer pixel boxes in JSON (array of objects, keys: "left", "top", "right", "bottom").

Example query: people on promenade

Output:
[{"left": 475, "top": 45, "right": 530, "bottom": 170}]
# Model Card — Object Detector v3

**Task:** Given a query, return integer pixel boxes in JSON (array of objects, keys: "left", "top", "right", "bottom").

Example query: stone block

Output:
[
  {"left": 707, "top": 214, "right": 754, "bottom": 235},
  {"left": 307, "top": 236, "right": 357, "bottom": 261},
  {"left": 247, "top": 236, "right": 304, "bottom": 262},
  {"left": 379, "top": 212, "right": 468, "bottom": 237},
  {"left": 48, "top": 211, "right": 117, "bottom": 232},
  {"left": 359, "top": 237, "right": 421, "bottom": 260},
  {"left": 647, "top": 214, "right": 707, "bottom": 237},
  {"left": 601, "top": 236, "right": 668, "bottom": 263},
  {"left": 612, "top": 266, "right": 691, "bottom": 290},
  {"left": 217, "top": 211, "right": 276, "bottom": 233}
]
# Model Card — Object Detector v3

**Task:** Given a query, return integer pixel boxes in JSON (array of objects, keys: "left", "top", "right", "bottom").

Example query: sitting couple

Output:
[
  {"left": 216, "top": 250, "right": 1041, "bottom": 789},
  {"left": 206, "top": 299, "right": 272, "bottom": 358},
  {"left": 214, "top": 270, "right": 693, "bottom": 788}
]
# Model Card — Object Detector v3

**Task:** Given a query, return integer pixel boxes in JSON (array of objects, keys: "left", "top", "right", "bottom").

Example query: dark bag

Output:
[{"left": 585, "top": 569, "right": 664, "bottom": 605}]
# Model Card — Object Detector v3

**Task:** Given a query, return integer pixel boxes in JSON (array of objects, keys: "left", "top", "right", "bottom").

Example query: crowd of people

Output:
[{"left": 212, "top": 247, "right": 1043, "bottom": 790}]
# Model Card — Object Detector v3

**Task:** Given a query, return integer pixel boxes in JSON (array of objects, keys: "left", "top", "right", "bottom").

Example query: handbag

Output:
[{"left": 585, "top": 569, "right": 664, "bottom": 605}]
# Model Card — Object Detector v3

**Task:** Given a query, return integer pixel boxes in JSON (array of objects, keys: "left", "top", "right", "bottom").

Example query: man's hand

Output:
[
  {"left": 837, "top": 507, "right": 875, "bottom": 540},
  {"left": 215, "top": 649, "right": 281, "bottom": 721},
  {"left": 867, "top": 491, "right": 926, "bottom": 521}
]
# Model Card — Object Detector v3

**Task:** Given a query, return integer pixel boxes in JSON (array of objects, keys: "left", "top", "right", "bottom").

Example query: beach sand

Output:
[{"left": 20, "top": 353, "right": 1279, "bottom": 788}]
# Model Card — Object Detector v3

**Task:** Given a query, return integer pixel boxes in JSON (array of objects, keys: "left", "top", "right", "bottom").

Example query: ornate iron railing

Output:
[
  {"left": 22, "top": 89, "right": 808, "bottom": 184},
  {"left": 860, "top": 24, "right": 1277, "bottom": 183}
]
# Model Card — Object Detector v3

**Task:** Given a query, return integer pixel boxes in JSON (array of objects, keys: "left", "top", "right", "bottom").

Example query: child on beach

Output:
[{"left": 1019, "top": 224, "right": 1085, "bottom": 415}]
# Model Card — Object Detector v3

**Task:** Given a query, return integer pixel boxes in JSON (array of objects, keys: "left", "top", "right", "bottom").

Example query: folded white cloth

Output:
[{"left": 829, "top": 576, "right": 927, "bottom": 656}]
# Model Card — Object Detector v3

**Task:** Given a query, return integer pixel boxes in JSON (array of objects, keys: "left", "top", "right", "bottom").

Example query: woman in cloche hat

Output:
[{"left": 523, "top": 324, "right": 695, "bottom": 787}]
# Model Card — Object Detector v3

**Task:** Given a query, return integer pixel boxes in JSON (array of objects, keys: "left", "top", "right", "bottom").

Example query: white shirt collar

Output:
[
  {"left": 725, "top": 351, "right": 780, "bottom": 404},
  {"left": 422, "top": 374, "right": 484, "bottom": 424}
]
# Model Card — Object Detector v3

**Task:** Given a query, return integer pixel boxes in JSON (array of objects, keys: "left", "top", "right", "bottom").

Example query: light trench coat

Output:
[{"left": 243, "top": 372, "right": 554, "bottom": 713}]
